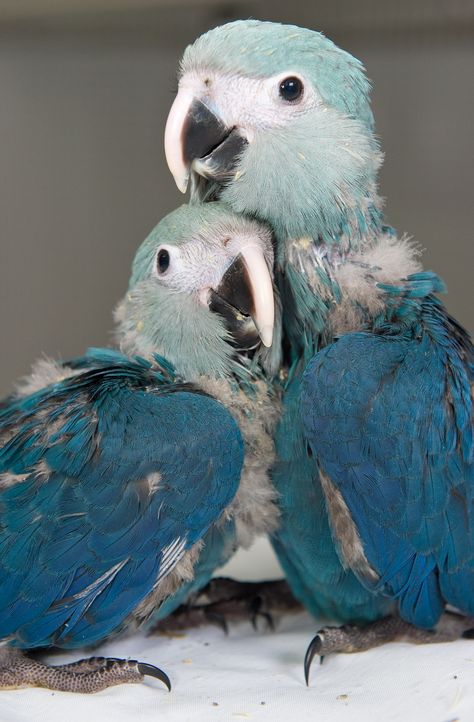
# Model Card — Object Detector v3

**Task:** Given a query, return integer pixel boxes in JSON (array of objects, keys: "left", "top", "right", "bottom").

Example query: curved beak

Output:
[
  {"left": 165, "top": 90, "right": 247, "bottom": 194},
  {"left": 209, "top": 244, "right": 274, "bottom": 349}
]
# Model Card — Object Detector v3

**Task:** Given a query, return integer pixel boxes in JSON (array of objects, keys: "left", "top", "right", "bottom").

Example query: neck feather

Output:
[{"left": 280, "top": 228, "right": 423, "bottom": 366}]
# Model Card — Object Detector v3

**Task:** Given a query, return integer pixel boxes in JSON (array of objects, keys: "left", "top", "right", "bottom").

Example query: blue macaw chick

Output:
[
  {"left": 0, "top": 202, "right": 281, "bottom": 693},
  {"left": 165, "top": 19, "right": 474, "bottom": 679}
]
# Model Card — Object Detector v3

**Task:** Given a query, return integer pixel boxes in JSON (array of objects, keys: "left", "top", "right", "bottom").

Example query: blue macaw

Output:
[
  {"left": 0, "top": 201, "right": 280, "bottom": 692},
  {"left": 164, "top": 19, "right": 474, "bottom": 676}
]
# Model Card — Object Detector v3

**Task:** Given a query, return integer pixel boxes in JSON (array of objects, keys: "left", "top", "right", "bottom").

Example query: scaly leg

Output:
[
  {"left": 0, "top": 648, "right": 171, "bottom": 693},
  {"left": 304, "top": 611, "right": 474, "bottom": 685}
]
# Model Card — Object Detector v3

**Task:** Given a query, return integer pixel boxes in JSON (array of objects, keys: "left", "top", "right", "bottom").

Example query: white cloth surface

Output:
[{"left": 1, "top": 611, "right": 473, "bottom": 722}]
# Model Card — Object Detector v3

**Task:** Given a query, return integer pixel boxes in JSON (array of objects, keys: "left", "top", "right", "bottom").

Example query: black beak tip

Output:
[
  {"left": 182, "top": 99, "right": 229, "bottom": 166},
  {"left": 209, "top": 255, "right": 261, "bottom": 351},
  {"left": 182, "top": 100, "right": 248, "bottom": 189}
]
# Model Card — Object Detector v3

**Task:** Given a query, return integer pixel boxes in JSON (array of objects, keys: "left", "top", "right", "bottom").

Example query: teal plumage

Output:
[
  {"left": 167, "top": 20, "right": 474, "bottom": 632},
  {"left": 301, "top": 278, "right": 474, "bottom": 627},
  {"left": 0, "top": 349, "right": 243, "bottom": 648},
  {"left": 181, "top": 21, "right": 375, "bottom": 130},
  {"left": 0, "top": 203, "right": 278, "bottom": 659}
]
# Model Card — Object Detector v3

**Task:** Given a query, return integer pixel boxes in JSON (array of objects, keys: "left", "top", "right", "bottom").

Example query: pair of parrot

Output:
[{"left": 0, "top": 20, "right": 472, "bottom": 693}]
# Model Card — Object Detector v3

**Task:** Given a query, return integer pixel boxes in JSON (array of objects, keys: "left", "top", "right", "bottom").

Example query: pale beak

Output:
[
  {"left": 164, "top": 88, "right": 247, "bottom": 195},
  {"left": 164, "top": 88, "right": 192, "bottom": 193},
  {"left": 240, "top": 244, "right": 274, "bottom": 348},
  {"left": 210, "top": 244, "right": 274, "bottom": 349}
]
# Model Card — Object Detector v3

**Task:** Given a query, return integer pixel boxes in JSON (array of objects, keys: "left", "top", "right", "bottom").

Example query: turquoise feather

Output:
[{"left": 181, "top": 20, "right": 474, "bottom": 628}]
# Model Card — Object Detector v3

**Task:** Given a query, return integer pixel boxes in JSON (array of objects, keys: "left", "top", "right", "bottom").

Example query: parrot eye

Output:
[
  {"left": 157, "top": 249, "right": 170, "bottom": 274},
  {"left": 279, "top": 76, "right": 304, "bottom": 103}
]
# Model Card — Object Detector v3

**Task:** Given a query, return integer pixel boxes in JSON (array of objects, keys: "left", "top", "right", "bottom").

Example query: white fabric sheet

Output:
[{"left": 2, "top": 610, "right": 473, "bottom": 722}]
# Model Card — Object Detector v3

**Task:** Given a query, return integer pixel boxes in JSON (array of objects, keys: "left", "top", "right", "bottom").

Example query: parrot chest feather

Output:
[
  {"left": 281, "top": 229, "right": 422, "bottom": 360},
  {"left": 197, "top": 376, "right": 281, "bottom": 547}
]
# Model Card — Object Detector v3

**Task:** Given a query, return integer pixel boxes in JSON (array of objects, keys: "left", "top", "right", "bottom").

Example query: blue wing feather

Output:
[
  {"left": 301, "top": 298, "right": 474, "bottom": 628},
  {"left": 0, "top": 350, "right": 243, "bottom": 648}
]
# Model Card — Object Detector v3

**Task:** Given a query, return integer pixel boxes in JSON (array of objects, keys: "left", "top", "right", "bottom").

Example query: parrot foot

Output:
[
  {"left": 153, "top": 577, "right": 301, "bottom": 634},
  {"left": 0, "top": 648, "right": 171, "bottom": 693},
  {"left": 304, "top": 611, "right": 474, "bottom": 685},
  {"left": 249, "top": 594, "right": 275, "bottom": 632}
]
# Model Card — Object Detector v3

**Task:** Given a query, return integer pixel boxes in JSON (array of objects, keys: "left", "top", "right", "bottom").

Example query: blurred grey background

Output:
[{"left": 1, "top": 0, "right": 473, "bottom": 397}]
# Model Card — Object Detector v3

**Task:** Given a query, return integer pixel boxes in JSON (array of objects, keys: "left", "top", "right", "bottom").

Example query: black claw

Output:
[
  {"left": 137, "top": 662, "right": 172, "bottom": 692},
  {"left": 205, "top": 610, "right": 229, "bottom": 635},
  {"left": 249, "top": 596, "right": 275, "bottom": 632},
  {"left": 250, "top": 595, "right": 262, "bottom": 630},
  {"left": 264, "top": 611, "right": 275, "bottom": 632},
  {"left": 304, "top": 635, "right": 322, "bottom": 686},
  {"left": 462, "top": 628, "right": 474, "bottom": 639},
  {"left": 253, "top": 611, "right": 275, "bottom": 632}
]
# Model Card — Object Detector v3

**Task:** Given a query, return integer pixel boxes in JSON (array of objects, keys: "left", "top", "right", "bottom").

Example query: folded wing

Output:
[
  {"left": 0, "top": 349, "right": 243, "bottom": 648},
  {"left": 301, "top": 311, "right": 474, "bottom": 628}
]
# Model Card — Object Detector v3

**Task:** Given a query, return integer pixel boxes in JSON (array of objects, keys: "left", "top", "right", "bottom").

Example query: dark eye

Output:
[
  {"left": 157, "top": 249, "right": 170, "bottom": 274},
  {"left": 279, "top": 76, "right": 304, "bottom": 103}
]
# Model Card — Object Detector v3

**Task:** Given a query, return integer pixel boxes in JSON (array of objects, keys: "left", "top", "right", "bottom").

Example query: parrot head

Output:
[
  {"left": 115, "top": 202, "right": 279, "bottom": 379},
  {"left": 165, "top": 20, "right": 382, "bottom": 245}
]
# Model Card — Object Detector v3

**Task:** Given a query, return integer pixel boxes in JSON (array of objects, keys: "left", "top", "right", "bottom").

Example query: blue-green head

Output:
[
  {"left": 165, "top": 20, "right": 382, "bottom": 245},
  {"left": 115, "top": 202, "right": 279, "bottom": 379}
]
